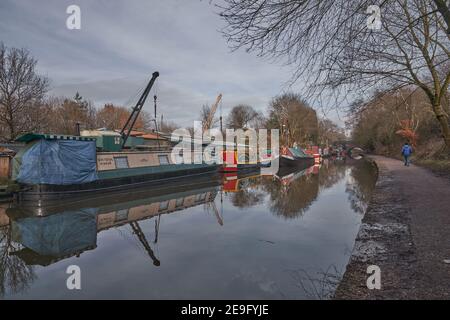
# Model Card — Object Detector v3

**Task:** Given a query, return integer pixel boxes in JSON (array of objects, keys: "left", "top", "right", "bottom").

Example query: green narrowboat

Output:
[{"left": 11, "top": 133, "right": 218, "bottom": 204}]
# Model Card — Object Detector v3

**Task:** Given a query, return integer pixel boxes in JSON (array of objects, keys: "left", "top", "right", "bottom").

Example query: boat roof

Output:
[
  {"left": 81, "top": 129, "right": 121, "bottom": 137},
  {"left": 16, "top": 133, "right": 96, "bottom": 143},
  {"left": 289, "top": 147, "right": 308, "bottom": 158}
]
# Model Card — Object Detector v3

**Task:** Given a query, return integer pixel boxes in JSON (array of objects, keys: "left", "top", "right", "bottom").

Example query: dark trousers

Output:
[{"left": 403, "top": 155, "right": 410, "bottom": 166}]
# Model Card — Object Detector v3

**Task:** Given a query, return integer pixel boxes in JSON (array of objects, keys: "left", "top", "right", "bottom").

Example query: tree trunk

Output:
[
  {"left": 433, "top": 0, "right": 450, "bottom": 34},
  {"left": 7, "top": 121, "right": 15, "bottom": 142},
  {"left": 432, "top": 102, "right": 450, "bottom": 152}
]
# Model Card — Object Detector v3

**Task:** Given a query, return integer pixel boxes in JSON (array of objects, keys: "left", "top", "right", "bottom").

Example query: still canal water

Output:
[{"left": 0, "top": 158, "right": 377, "bottom": 299}]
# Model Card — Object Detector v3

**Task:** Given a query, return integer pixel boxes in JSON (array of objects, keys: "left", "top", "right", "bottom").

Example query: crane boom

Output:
[
  {"left": 130, "top": 221, "right": 160, "bottom": 266},
  {"left": 120, "top": 71, "right": 159, "bottom": 148},
  {"left": 202, "top": 93, "right": 222, "bottom": 133}
]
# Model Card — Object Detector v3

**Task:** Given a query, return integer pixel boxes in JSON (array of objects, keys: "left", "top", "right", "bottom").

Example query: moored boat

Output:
[
  {"left": 220, "top": 150, "right": 264, "bottom": 172},
  {"left": 11, "top": 71, "right": 219, "bottom": 204},
  {"left": 279, "top": 147, "right": 315, "bottom": 168},
  {"left": 11, "top": 133, "right": 218, "bottom": 204}
]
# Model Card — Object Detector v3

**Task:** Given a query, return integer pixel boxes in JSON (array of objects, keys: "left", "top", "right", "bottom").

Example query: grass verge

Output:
[{"left": 416, "top": 159, "right": 450, "bottom": 179}]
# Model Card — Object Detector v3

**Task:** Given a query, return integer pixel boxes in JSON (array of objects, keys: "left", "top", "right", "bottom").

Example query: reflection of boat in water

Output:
[
  {"left": 275, "top": 166, "right": 315, "bottom": 187},
  {"left": 262, "top": 164, "right": 320, "bottom": 219},
  {"left": 6, "top": 179, "right": 221, "bottom": 267},
  {"left": 276, "top": 160, "right": 316, "bottom": 181},
  {"left": 221, "top": 170, "right": 262, "bottom": 193},
  {"left": 221, "top": 160, "right": 316, "bottom": 193}
]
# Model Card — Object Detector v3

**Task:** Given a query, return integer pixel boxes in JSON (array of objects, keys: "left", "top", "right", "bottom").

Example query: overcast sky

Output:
[{"left": 0, "top": 0, "right": 344, "bottom": 127}]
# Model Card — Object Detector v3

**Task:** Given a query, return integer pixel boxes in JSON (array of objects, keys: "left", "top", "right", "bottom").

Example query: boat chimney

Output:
[{"left": 75, "top": 122, "right": 81, "bottom": 136}]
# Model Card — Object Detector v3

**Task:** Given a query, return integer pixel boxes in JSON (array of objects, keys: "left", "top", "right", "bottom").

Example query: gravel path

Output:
[{"left": 335, "top": 155, "right": 450, "bottom": 299}]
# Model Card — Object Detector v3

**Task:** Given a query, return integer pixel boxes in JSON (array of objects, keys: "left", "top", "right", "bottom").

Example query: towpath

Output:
[{"left": 335, "top": 155, "right": 450, "bottom": 299}]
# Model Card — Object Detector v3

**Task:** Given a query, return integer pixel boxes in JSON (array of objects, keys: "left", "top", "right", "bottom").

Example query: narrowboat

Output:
[
  {"left": 220, "top": 150, "right": 263, "bottom": 172},
  {"left": 11, "top": 133, "right": 218, "bottom": 204},
  {"left": 10, "top": 71, "right": 220, "bottom": 204},
  {"left": 279, "top": 147, "right": 315, "bottom": 168}
]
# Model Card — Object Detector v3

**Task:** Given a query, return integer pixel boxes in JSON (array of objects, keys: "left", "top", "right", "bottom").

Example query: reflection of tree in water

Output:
[
  {"left": 345, "top": 160, "right": 378, "bottom": 214},
  {"left": 318, "top": 160, "right": 347, "bottom": 190},
  {"left": 263, "top": 161, "right": 353, "bottom": 219},
  {"left": 229, "top": 159, "right": 376, "bottom": 219},
  {"left": 287, "top": 265, "right": 342, "bottom": 300},
  {"left": 229, "top": 177, "right": 266, "bottom": 208},
  {"left": 262, "top": 173, "right": 319, "bottom": 219},
  {"left": 0, "top": 225, "right": 35, "bottom": 297}
]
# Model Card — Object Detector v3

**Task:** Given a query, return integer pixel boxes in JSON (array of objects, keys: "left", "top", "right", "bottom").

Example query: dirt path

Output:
[{"left": 335, "top": 155, "right": 450, "bottom": 299}]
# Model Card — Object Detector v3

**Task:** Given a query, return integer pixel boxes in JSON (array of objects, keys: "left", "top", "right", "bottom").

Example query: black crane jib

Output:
[{"left": 120, "top": 71, "right": 159, "bottom": 148}]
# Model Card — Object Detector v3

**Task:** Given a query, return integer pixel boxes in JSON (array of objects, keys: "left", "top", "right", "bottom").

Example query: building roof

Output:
[
  {"left": 0, "top": 143, "right": 23, "bottom": 154},
  {"left": 0, "top": 146, "right": 16, "bottom": 155}
]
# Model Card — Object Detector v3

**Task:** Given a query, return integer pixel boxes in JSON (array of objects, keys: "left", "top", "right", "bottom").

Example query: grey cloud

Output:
[{"left": 1, "top": 0, "right": 345, "bottom": 127}]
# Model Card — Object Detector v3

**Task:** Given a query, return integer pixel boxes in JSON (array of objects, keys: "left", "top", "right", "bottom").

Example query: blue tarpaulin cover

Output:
[{"left": 16, "top": 139, "right": 98, "bottom": 185}]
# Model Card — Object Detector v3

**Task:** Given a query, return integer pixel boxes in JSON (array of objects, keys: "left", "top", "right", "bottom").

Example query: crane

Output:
[
  {"left": 202, "top": 93, "right": 222, "bottom": 133},
  {"left": 120, "top": 71, "right": 159, "bottom": 148}
]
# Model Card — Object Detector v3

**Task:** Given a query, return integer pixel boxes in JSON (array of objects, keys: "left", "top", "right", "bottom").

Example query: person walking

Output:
[{"left": 401, "top": 142, "right": 413, "bottom": 166}]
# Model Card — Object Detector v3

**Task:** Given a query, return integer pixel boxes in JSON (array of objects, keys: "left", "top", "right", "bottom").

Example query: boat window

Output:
[
  {"left": 114, "top": 156, "right": 129, "bottom": 169},
  {"left": 159, "top": 200, "right": 169, "bottom": 210},
  {"left": 176, "top": 198, "right": 184, "bottom": 207},
  {"left": 158, "top": 155, "right": 170, "bottom": 165},
  {"left": 115, "top": 209, "right": 129, "bottom": 222}
]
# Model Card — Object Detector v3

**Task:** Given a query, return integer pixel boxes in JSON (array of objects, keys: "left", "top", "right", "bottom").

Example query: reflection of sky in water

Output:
[{"left": 1, "top": 160, "right": 376, "bottom": 299}]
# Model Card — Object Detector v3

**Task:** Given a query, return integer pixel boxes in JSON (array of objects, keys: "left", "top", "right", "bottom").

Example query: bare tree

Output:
[
  {"left": 97, "top": 103, "right": 140, "bottom": 131},
  {"left": 433, "top": 0, "right": 450, "bottom": 33},
  {"left": 218, "top": 1, "right": 450, "bottom": 150},
  {"left": 200, "top": 104, "right": 210, "bottom": 126},
  {"left": 0, "top": 225, "right": 35, "bottom": 297},
  {"left": 45, "top": 95, "right": 96, "bottom": 135},
  {"left": 267, "top": 93, "right": 318, "bottom": 146},
  {"left": 0, "top": 43, "right": 49, "bottom": 141},
  {"left": 318, "top": 118, "right": 346, "bottom": 146},
  {"left": 160, "top": 120, "right": 180, "bottom": 133},
  {"left": 226, "top": 104, "right": 260, "bottom": 129}
]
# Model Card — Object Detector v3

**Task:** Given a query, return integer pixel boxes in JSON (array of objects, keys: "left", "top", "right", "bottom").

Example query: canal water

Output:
[{"left": 0, "top": 158, "right": 377, "bottom": 299}]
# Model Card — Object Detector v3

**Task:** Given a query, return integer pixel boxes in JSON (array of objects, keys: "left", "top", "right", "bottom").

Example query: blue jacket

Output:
[{"left": 402, "top": 145, "right": 412, "bottom": 156}]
